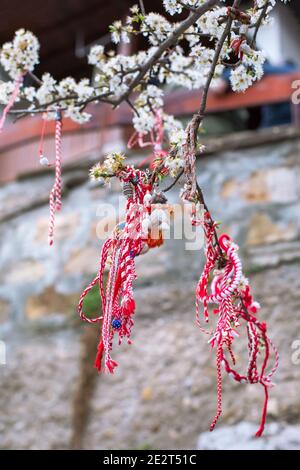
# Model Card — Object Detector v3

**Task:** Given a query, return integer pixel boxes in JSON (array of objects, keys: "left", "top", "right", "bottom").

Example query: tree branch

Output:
[
  {"left": 251, "top": 1, "right": 269, "bottom": 48},
  {"left": 108, "top": 0, "right": 218, "bottom": 107},
  {"left": 187, "top": 0, "right": 242, "bottom": 149}
]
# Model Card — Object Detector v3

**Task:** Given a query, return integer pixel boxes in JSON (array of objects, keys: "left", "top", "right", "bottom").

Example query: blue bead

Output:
[{"left": 112, "top": 318, "right": 122, "bottom": 330}]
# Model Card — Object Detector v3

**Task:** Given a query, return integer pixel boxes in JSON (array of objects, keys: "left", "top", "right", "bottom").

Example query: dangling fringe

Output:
[
  {"left": 77, "top": 239, "right": 112, "bottom": 324},
  {"left": 121, "top": 296, "right": 135, "bottom": 317},
  {"left": 196, "top": 214, "right": 279, "bottom": 436},
  {"left": 210, "top": 344, "right": 223, "bottom": 431},
  {"left": 255, "top": 384, "right": 269, "bottom": 438},
  {"left": 48, "top": 111, "right": 63, "bottom": 246},
  {"left": 94, "top": 339, "right": 104, "bottom": 373},
  {"left": 78, "top": 167, "right": 158, "bottom": 375},
  {"left": 0, "top": 74, "right": 24, "bottom": 132},
  {"left": 106, "top": 359, "right": 119, "bottom": 374}
]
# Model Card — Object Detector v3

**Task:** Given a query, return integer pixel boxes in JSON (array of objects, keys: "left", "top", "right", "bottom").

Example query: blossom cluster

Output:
[
  {"left": 0, "top": 1, "right": 290, "bottom": 128},
  {"left": 89, "top": 153, "right": 126, "bottom": 182},
  {"left": 164, "top": 155, "right": 184, "bottom": 178},
  {"left": 230, "top": 48, "right": 265, "bottom": 92},
  {"left": 0, "top": 29, "right": 39, "bottom": 79}
]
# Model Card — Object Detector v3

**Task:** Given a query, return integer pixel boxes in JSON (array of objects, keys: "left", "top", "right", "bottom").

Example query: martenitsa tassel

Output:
[
  {"left": 78, "top": 158, "right": 167, "bottom": 374},
  {"left": 195, "top": 211, "right": 279, "bottom": 437}
]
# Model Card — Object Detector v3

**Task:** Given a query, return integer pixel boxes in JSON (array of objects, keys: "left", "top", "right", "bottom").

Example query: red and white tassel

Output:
[
  {"left": 196, "top": 212, "right": 279, "bottom": 436},
  {"left": 78, "top": 166, "right": 162, "bottom": 375}
]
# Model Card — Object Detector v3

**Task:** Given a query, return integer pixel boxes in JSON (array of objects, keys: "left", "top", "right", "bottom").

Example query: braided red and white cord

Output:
[{"left": 48, "top": 113, "right": 62, "bottom": 246}]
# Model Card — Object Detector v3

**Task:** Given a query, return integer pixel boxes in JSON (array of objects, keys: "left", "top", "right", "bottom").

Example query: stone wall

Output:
[{"left": 0, "top": 133, "right": 300, "bottom": 449}]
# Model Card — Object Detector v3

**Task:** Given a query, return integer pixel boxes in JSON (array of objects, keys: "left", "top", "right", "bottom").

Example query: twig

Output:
[
  {"left": 108, "top": 0, "right": 218, "bottom": 108},
  {"left": 187, "top": 0, "right": 241, "bottom": 149},
  {"left": 182, "top": 0, "right": 242, "bottom": 254},
  {"left": 27, "top": 70, "right": 43, "bottom": 86},
  {"left": 139, "top": 0, "right": 146, "bottom": 16},
  {"left": 251, "top": 1, "right": 269, "bottom": 48},
  {"left": 8, "top": 0, "right": 218, "bottom": 118},
  {"left": 162, "top": 169, "right": 184, "bottom": 192},
  {"left": 177, "top": 0, "right": 198, "bottom": 13}
]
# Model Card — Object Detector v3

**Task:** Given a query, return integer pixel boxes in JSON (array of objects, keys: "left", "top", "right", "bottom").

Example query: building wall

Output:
[
  {"left": 257, "top": 4, "right": 300, "bottom": 67},
  {"left": 0, "top": 134, "right": 300, "bottom": 449}
]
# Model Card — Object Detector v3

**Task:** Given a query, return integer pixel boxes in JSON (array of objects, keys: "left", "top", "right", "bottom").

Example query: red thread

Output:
[
  {"left": 255, "top": 384, "right": 269, "bottom": 437},
  {"left": 79, "top": 166, "right": 162, "bottom": 375},
  {"left": 0, "top": 74, "right": 24, "bottom": 132},
  {"left": 39, "top": 114, "right": 47, "bottom": 156},
  {"left": 127, "top": 110, "right": 168, "bottom": 167},
  {"left": 210, "top": 344, "right": 223, "bottom": 431},
  {"left": 94, "top": 339, "right": 104, "bottom": 373},
  {"left": 196, "top": 213, "right": 279, "bottom": 435}
]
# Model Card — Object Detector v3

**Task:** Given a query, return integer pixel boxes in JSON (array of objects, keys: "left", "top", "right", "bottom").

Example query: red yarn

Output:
[
  {"left": 210, "top": 344, "right": 223, "bottom": 432},
  {"left": 255, "top": 384, "right": 269, "bottom": 438},
  {"left": 78, "top": 166, "right": 165, "bottom": 375},
  {"left": 196, "top": 212, "right": 279, "bottom": 436},
  {"left": 0, "top": 74, "right": 24, "bottom": 132},
  {"left": 106, "top": 359, "right": 119, "bottom": 374},
  {"left": 122, "top": 297, "right": 136, "bottom": 317},
  {"left": 94, "top": 339, "right": 104, "bottom": 373},
  {"left": 230, "top": 37, "right": 245, "bottom": 59},
  {"left": 127, "top": 109, "right": 168, "bottom": 168}
]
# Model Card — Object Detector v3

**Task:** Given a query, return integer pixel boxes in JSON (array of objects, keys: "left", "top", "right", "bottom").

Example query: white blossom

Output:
[
  {"left": 36, "top": 73, "right": 57, "bottom": 105},
  {"left": 88, "top": 45, "right": 105, "bottom": 66},
  {"left": 0, "top": 29, "right": 39, "bottom": 79},
  {"left": 0, "top": 81, "right": 16, "bottom": 104},
  {"left": 230, "top": 48, "right": 265, "bottom": 93},
  {"left": 141, "top": 13, "right": 173, "bottom": 46},
  {"left": 133, "top": 109, "right": 156, "bottom": 134},
  {"left": 165, "top": 155, "right": 184, "bottom": 177},
  {"left": 163, "top": 0, "right": 183, "bottom": 16},
  {"left": 64, "top": 106, "right": 91, "bottom": 124},
  {"left": 0, "top": 1, "right": 290, "bottom": 128},
  {"left": 23, "top": 86, "right": 36, "bottom": 102}
]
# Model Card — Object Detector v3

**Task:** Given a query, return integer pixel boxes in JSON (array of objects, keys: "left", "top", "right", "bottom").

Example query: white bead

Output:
[
  {"left": 143, "top": 192, "right": 152, "bottom": 206},
  {"left": 39, "top": 155, "right": 49, "bottom": 166}
]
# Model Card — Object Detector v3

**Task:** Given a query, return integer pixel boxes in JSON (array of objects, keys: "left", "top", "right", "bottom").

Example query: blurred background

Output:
[{"left": 0, "top": 0, "right": 300, "bottom": 450}]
